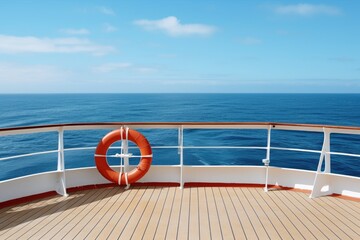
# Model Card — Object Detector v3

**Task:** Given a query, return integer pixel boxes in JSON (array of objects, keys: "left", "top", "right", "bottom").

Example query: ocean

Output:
[{"left": 1, "top": 93, "right": 360, "bottom": 180}]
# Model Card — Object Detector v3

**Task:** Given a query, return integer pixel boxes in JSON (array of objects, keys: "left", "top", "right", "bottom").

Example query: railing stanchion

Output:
[
  {"left": 263, "top": 125, "right": 272, "bottom": 192},
  {"left": 179, "top": 126, "right": 184, "bottom": 189},
  {"left": 57, "top": 127, "right": 68, "bottom": 196},
  {"left": 310, "top": 128, "right": 332, "bottom": 198}
]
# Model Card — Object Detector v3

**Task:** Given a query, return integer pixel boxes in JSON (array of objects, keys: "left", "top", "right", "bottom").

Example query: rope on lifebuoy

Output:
[{"left": 94, "top": 128, "right": 152, "bottom": 188}]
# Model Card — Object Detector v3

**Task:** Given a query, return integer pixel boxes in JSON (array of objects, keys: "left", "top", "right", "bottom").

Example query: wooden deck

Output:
[{"left": 0, "top": 186, "right": 359, "bottom": 240}]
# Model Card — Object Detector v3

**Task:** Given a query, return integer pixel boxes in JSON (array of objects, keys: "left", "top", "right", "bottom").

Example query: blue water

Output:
[{"left": 1, "top": 93, "right": 360, "bottom": 180}]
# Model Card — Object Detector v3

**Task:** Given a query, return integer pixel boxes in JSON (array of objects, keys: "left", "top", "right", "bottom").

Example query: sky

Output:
[{"left": 0, "top": 0, "right": 359, "bottom": 93}]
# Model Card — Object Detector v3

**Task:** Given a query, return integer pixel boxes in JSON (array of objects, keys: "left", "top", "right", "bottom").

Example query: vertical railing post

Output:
[
  {"left": 123, "top": 126, "right": 130, "bottom": 173},
  {"left": 57, "top": 127, "right": 68, "bottom": 196},
  {"left": 310, "top": 128, "right": 331, "bottom": 198},
  {"left": 324, "top": 131, "right": 331, "bottom": 173},
  {"left": 179, "top": 125, "right": 184, "bottom": 189},
  {"left": 263, "top": 125, "right": 272, "bottom": 192}
]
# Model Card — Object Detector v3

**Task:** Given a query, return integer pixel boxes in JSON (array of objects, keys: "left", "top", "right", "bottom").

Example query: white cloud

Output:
[
  {"left": 99, "top": 6, "right": 115, "bottom": 15},
  {"left": 60, "top": 28, "right": 90, "bottom": 35},
  {"left": 238, "top": 37, "right": 262, "bottom": 45},
  {"left": 134, "top": 16, "right": 216, "bottom": 37},
  {"left": 93, "top": 62, "right": 158, "bottom": 74},
  {"left": 135, "top": 67, "right": 158, "bottom": 73},
  {"left": 0, "top": 35, "right": 114, "bottom": 55},
  {"left": 329, "top": 57, "right": 356, "bottom": 62},
  {"left": 0, "top": 62, "right": 67, "bottom": 83},
  {"left": 104, "top": 23, "right": 117, "bottom": 33},
  {"left": 274, "top": 4, "right": 341, "bottom": 16},
  {"left": 93, "top": 62, "right": 132, "bottom": 73}
]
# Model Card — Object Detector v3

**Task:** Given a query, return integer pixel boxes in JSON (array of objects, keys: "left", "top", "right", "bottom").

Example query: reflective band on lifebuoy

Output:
[{"left": 95, "top": 128, "right": 152, "bottom": 185}]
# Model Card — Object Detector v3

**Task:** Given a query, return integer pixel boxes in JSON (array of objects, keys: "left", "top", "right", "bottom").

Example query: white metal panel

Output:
[
  {"left": 183, "top": 166, "right": 266, "bottom": 184},
  {"left": 0, "top": 172, "right": 58, "bottom": 202}
]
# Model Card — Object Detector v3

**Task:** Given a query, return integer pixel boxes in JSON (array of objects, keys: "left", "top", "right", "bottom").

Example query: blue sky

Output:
[{"left": 0, "top": 0, "right": 359, "bottom": 93}]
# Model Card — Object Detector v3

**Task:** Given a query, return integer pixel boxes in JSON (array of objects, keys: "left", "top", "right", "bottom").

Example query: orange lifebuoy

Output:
[{"left": 95, "top": 128, "right": 152, "bottom": 185}]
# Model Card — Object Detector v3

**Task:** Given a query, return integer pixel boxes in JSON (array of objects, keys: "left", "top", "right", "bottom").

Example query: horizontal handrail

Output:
[
  {"left": 2, "top": 122, "right": 360, "bottom": 135},
  {"left": 0, "top": 150, "right": 59, "bottom": 161},
  {"left": 1, "top": 122, "right": 360, "bottom": 200},
  {"left": 1, "top": 123, "right": 360, "bottom": 174},
  {"left": 270, "top": 147, "right": 321, "bottom": 154}
]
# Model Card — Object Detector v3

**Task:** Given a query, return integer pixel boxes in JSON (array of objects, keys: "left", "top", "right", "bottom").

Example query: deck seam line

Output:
[
  {"left": 196, "top": 187, "right": 200, "bottom": 240},
  {"left": 233, "top": 188, "right": 260, "bottom": 240},
  {"left": 242, "top": 188, "right": 271, "bottom": 239},
  {"left": 297, "top": 192, "right": 358, "bottom": 238},
  {"left": 102, "top": 187, "right": 140, "bottom": 240},
  {"left": 317, "top": 197, "right": 360, "bottom": 229},
  {"left": 111, "top": 186, "right": 148, "bottom": 239},
  {"left": 275, "top": 190, "right": 317, "bottom": 239},
  {"left": 163, "top": 186, "right": 176, "bottom": 239},
  {"left": 151, "top": 187, "right": 170, "bottom": 239},
  {"left": 211, "top": 187, "right": 224, "bottom": 240},
  {"left": 128, "top": 187, "right": 157, "bottom": 239},
  {"left": 225, "top": 188, "right": 248, "bottom": 239},
  {"left": 248, "top": 188, "right": 282, "bottom": 239},
  {"left": 83, "top": 188, "right": 127, "bottom": 239},
  {"left": 54, "top": 187, "right": 113, "bottom": 239},
  {"left": 13, "top": 193, "right": 84, "bottom": 239},
  {"left": 27, "top": 191, "right": 90, "bottom": 240},
  {"left": 286, "top": 191, "right": 339, "bottom": 239},
  {"left": 239, "top": 188, "right": 269, "bottom": 239},
  {"left": 0, "top": 195, "right": 63, "bottom": 236},
  {"left": 16, "top": 191, "right": 94, "bottom": 238},
  {"left": 140, "top": 187, "right": 163, "bottom": 239},
  {"left": 70, "top": 187, "right": 120, "bottom": 239},
  {"left": 254, "top": 188, "right": 294, "bottom": 240},
  {"left": 40, "top": 188, "right": 108, "bottom": 239},
  {"left": 266, "top": 190, "right": 306, "bottom": 239},
  {"left": 187, "top": 187, "right": 192, "bottom": 240},
  {"left": 88, "top": 187, "right": 132, "bottom": 239},
  {"left": 204, "top": 186, "right": 212, "bottom": 240},
  {"left": 325, "top": 197, "right": 360, "bottom": 222},
  {"left": 218, "top": 187, "right": 236, "bottom": 239},
  {"left": 0, "top": 192, "right": 64, "bottom": 231},
  {"left": 278, "top": 190, "right": 328, "bottom": 240},
  {"left": 292, "top": 191, "right": 354, "bottom": 239}
]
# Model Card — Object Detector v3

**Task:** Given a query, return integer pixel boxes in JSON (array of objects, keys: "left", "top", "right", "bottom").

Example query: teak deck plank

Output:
[
  {"left": 205, "top": 187, "right": 222, "bottom": 239},
  {"left": 6, "top": 193, "right": 82, "bottom": 239},
  {"left": 291, "top": 191, "right": 357, "bottom": 239},
  {"left": 106, "top": 186, "right": 147, "bottom": 239},
  {"left": 60, "top": 187, "right": 120, "bottom": 239},
  {"left": 42, "top": 188, "right": 111, "bottom": 240},
  {"left": 1, "top": 186, "right": 359, "bottom": 240},
  {"left": 198, "top": 187, "right": 211, "bottom": 240},
  {"left": 251, "top": 188, "right": 292, "bottom": 240},
  {"left": 226, "top": 188, "right": 258, "bottom": 239},
  {"left": 164, "top": 186, "right": 182, "bottom": 239},
  {"left": 177, "top": 187, "right": 191, "bottom": 239},
  {"left": 212, "top": 187, "right": 235, "bottom": 239},
  {"left": 234, "top": 188, "right": 269, "bottom": 239},
  {"left": 268, "top": 190, "right": 316, "bottom": 239},
  {"left": 189, "top": 187, "right": 200, "bottom": 240},
  {"left": 71, "top": 188, "right": 126, "bottom": 239},
  {"left": 284, "top": 190, "right": 348, "bottom": 239},
  {"left": 275, "top": 190, "right": 328, "bottom": 239},
  {"left": 153, "top": 186, "right": 176, "bottom": 239},
  {"left": 0, "top": 193, "right": 62, "bottom": 231},
  {"left": 131, "top": 187, "right": 162, "bottom": 239},
  {"left": 324, "top": 196, "right": 360, "bottom": 222},
  {"left": 218, "top": 188, "right": 246, "bottom": 240},
  {"left": 118, "top": 187, "right": 155, "bottom": 239},
  {"left": 243, "top": 188, "right": 281, "bottom": 240},
  {"left": 85, "top": 187, "right": 135, "bottom": 239}
]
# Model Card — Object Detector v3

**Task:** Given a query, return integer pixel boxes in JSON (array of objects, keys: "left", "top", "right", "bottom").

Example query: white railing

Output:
[{"left": 1, "top": 122, "right": 360, "bottom": 199}]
